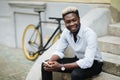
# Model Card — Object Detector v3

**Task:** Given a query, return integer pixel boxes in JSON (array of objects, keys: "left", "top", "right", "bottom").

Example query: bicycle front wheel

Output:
[{"left": 22, "top": 24, "right": 41, "bottom": 61}]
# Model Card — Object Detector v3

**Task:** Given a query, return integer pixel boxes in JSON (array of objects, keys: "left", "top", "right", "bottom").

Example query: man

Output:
[{"left": 42, "top": 6, "right": 103, "bottom": 80}]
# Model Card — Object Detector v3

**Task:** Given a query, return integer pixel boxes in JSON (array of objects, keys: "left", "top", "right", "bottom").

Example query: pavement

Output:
[{"left": 0, "top": 45, "right": 34, "bottom": 80}]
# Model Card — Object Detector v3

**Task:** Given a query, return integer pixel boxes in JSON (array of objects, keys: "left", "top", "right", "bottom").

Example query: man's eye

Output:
[
  {"left": 73, "top": 19, "right": 77, "bottom": 22},
  {"left": 66, "top": 21, "right": 70, "bottom": 24}
]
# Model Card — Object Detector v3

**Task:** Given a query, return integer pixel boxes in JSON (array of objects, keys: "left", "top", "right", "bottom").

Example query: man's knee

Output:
[
  {"left": 71, "top": 69, "right": 86, "bottom": 80},
  {"left": 41, "top": 62, "right": 45, "bottom": 71}
]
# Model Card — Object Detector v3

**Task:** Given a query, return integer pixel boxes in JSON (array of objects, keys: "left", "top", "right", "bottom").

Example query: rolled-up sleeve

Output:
[{"left": 76, "top": 30, "right": 97, "bottom": 69}]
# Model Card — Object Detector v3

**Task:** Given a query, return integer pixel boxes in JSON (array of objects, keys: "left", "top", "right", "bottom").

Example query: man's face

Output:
[{"left": 64, "top": 13, "right": 80, "bottom": 33}]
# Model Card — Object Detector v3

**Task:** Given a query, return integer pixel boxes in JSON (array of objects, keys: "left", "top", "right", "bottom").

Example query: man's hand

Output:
[{"left": 43, "top": 61, "right": 61, "bottom": 72}]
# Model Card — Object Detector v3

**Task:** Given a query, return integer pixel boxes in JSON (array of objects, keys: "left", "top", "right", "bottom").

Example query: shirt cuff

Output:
[{"left": 76, "top": 58, "right": 93, "bottom": 69}]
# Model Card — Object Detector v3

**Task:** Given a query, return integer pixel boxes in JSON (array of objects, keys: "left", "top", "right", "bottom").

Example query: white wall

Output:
[
  {"left": 0, "top": 0, "right": 111, "bottom": 48},
  {"left": 81, "top": 8, "right": 111, "bottom": 37},
  {"left": 0, "top": 1, "right": 16, "bottom": 47}
]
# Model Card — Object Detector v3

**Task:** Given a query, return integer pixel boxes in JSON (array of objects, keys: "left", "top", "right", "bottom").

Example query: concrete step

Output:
[
  {"left": 54, "top": 72, "right": 120, "bottom": 80},
  {"left": 109, "top": 23, "right": 120, "bottom": 37},
  {"left": 98, "top": 36, "right": 120, "bottom": 55},
  {"left": 91, "top": 72, "right": 120, "bottom": 80},
  {"left": 102, "top": 52, "right": 120, "bottom": 76}
]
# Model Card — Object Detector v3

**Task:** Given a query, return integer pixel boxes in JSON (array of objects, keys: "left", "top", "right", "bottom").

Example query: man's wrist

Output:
[{"left": 61, "top": 64, "right": 65, "bottom": 71}]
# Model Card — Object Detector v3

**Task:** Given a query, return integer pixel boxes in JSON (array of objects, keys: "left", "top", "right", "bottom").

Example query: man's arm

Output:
[
  {"left": 44, "top": 60, "right": 79, "bottom": 71},
  {"left": 64, "top": 62, "right": 79, "bottom": 69},
  {"left": 49, "top": 54, "right": 80, "bottom": 69}
]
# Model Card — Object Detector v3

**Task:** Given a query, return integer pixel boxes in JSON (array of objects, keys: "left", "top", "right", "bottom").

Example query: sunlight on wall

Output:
[{"left": 111, "top": 0, "right": 120, "bottom": 12}]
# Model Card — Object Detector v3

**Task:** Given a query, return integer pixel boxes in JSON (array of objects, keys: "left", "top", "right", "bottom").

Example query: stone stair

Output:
[
  {"left": 102, "top": 52, "right": 120, "bottom": 76},
  {"left": 108, "top": 23, "right": 120, "bottom": 37},
  {"left": 97, "top": 22, "right": 120, "bottom": 79},
  {"left": 54, "top": 72, "right": 120, "bottom": 80},
  {"left": 98, "top": 36, "right": 120, "bottom": 55},
  {"left": 91, "top": 72, "right": 120, "bottom": 80}
]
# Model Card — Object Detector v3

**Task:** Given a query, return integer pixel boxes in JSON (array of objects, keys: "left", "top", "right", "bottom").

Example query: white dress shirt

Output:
[{"left": 53, "top": 23, "right": 103, "bottom": 69}]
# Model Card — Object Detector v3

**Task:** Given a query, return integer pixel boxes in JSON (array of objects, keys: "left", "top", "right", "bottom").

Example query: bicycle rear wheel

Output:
[
  {"left": 22, "top": 24, "right": 41, "bottom": 61},
  {"left": 52, "top": 33, "right": 61, "bottom": 44}
]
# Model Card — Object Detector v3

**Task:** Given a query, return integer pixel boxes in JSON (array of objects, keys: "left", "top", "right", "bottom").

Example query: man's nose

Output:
[{"left": 70, "top": 22, "right": 74, "bottom": 26}]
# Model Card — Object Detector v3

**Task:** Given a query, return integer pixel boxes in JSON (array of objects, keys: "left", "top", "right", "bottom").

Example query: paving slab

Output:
[{"left": 0, "top": 45, "right": 34, "bottom": 80}]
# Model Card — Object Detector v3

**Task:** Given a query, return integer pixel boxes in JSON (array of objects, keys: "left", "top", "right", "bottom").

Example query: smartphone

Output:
[{"left": 43, "top": 61, "right": 50, "bottom": 66}]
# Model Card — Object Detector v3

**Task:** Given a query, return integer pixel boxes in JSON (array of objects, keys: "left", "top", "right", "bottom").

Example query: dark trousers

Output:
[{"left": 41, "top": 57, "right": 103, "bottom": 80}]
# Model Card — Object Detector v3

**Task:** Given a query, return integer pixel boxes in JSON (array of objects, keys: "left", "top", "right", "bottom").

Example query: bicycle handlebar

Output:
[{"left": 49, "top": 17, "right": 63, "bottom": 21}]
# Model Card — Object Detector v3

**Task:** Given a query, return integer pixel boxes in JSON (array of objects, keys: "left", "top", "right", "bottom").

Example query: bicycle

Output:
[{"left": 22, "top": 8, "right": 63, "bottom": 61}]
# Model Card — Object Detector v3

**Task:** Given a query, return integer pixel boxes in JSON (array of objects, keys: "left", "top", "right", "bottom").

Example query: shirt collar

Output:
[
  {"left": 68, "top": 23, "right": 84, "bottom": 38},
  {"left": 77, "top": 23, "right": 84, "bottom": 38}
]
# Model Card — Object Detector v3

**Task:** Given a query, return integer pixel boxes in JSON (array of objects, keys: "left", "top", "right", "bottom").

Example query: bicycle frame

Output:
[{"left": 35, "top": 11, "right": 63, "bottom": 54}]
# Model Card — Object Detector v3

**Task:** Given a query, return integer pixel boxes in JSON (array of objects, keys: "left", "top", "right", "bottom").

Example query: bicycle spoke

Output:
[
  {"left": 29, "top": 43, "right": 39, "bottom": 51},
  {"left": 27, "top": 44, "right": 38, "bottom": 55},
  {"left": 34, "top": 42, "right": 40, "bottom": 48},
  {"left": 29, "top": 29, "right": 36, "bottom": 41},
  {"left": 34, "top": 32, "right": 38, "bottom": 42}
]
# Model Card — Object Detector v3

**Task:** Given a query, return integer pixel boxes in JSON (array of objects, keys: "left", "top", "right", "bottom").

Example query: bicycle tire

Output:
[
  {"left": 52, "top": 33, "right": 62, "bottom": 44},
  {"left": 22, "top": 24, "right": 41, "bottom": 61}
]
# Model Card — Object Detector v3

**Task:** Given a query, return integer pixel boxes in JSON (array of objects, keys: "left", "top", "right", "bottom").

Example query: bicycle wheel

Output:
[
  {"left": 52, "top": 33, "right": 62, "bottom": 44},
  {"left": 22, "top": 24, "right": 41, "bottom": 61}
]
